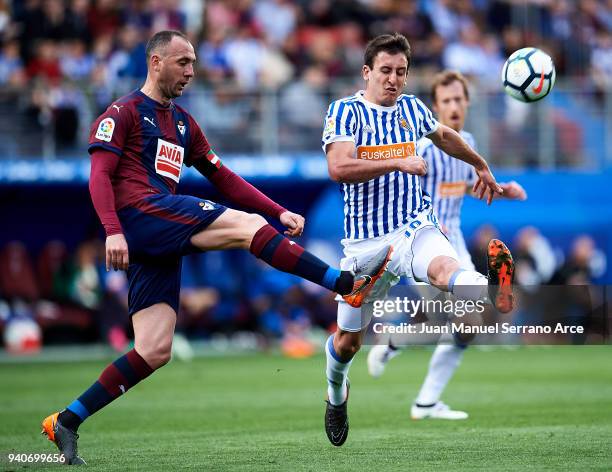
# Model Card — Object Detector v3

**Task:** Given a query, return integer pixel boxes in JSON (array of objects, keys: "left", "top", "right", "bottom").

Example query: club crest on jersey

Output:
[
  {"left": 155, "top": 138, "right": 184, "bottom": 183},
  {"left": 199, "top": 201, "right": 215, "bottom": 211},
  {"left": 399, "top": 117, "right": 412, "bottom": 131},
  {"left": 95, "top": 117, "right": 115, "bottom": 142},
  {"left": 177, "top": 120, "right": 185, "bottom": 136}
]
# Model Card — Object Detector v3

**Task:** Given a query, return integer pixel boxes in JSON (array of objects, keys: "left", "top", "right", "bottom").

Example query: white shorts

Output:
[{"left": 336, "top": 210, "right": 458, "bottom": 332}]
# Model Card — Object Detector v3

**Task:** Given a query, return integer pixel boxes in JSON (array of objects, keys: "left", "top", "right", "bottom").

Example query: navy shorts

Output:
[{"left": 118, "top": 194, "right": 227, "bottom": 316}]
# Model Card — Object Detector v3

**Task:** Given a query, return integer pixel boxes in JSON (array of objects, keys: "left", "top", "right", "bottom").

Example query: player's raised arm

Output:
[
  {"left": 192, "top": 151, "right": 309, "bottom": 236},
  {"left": 429, "top": 124, "right": 502, "bottom": 205}
]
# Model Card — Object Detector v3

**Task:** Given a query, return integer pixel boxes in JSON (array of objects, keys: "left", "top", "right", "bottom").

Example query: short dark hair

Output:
[
  {"left": 431, "top": 70, "right": 470, "bottom": 103},
  {"left": 364, "top": 33, "right": 411, "bottom": 70},
  {"left": 145, "top": 30, "right": 189, "bottom": 61}
]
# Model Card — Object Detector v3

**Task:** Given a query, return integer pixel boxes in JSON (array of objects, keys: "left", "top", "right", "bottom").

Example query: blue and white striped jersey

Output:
[
  {"left": 322, "top": 91, "right": 439, "bottom": 240},
  {"left": 418, "top": 130, "right": 476, "bottom": 247}
]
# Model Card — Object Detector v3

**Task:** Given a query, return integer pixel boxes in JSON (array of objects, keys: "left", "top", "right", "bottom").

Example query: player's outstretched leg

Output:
[{"left": 249, "top": 224, "right": 392, "bottom": 307}]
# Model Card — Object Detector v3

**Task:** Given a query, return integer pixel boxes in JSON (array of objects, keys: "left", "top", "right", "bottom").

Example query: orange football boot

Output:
[
  {"left": 343, "top": 246, "right": 393, "bottom": 308},
  {"left": 487, "top": 239, "right": 515, "bottom": 313}
]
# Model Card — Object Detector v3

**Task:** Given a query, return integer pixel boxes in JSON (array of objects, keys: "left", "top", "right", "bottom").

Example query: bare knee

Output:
[
  {"left": 136, "top": 340, "right": 172, "bottom": 370},
  {"left": 427, "top": 256, "right": 460, "bottom": 289},
  {"left": 242, "top": 213, "right": 268, "bottom": 248},
  {"left": 335, "top": 330, "right": 362, "bottom": 360}
]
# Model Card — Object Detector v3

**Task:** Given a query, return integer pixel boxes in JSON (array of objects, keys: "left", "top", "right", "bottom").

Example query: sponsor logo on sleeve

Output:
[
  {"left": 356, "top": 142, "right": 416, "bottom": 160},
  {"left": 95, "top": 118, "right": 115, "bottom": 142},
  {"left": 324, "top": 117, "right": 335, "bottom": 138},
  {"left": 155, "top": 138, "right": 184, "bottom": 183}
]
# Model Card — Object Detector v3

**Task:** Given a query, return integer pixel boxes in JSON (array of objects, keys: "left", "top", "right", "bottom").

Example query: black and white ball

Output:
[{"left": 502, "top": 47, "right": 556, "bottom": 102}]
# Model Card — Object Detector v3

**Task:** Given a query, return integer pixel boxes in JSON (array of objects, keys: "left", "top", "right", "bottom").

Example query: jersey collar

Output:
[
  {"left": 356, "top": 90, "right": 398, "bottom": 112},
  {"left": 136, "top": 89, "right": 173, "bottom": 109}
]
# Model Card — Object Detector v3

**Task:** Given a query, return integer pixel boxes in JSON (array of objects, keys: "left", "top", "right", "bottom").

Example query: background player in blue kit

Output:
[
  {"left": 40, "top": 30, "right": 391, "bottom": 465},
  {"left": 367, "top": 70, "right": 527, "bottom": 420}
]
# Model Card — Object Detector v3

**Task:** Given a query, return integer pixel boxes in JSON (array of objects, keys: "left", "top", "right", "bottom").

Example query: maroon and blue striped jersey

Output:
[{"left": 88, "top": 90, "right": 218, "bottom": 211}]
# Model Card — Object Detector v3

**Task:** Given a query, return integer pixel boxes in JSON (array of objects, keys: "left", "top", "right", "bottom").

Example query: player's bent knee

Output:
[
  {"left": 335, "top": 330, "right": 362, "bottom": 359},
  {"left": 226, "top": 211, "right": 267, "bottom": 248},
  {"left": 138, "top": 343, "right": 172, "bottom": 369},
  {"left": 428, "top": 256, "right": 460, "bottom": 288}
]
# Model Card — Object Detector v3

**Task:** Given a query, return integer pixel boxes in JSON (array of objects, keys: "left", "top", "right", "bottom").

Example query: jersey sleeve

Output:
[
  {"left": 321, "top": 100, "right": 357, "bottom": 152},
  {"left": 413, "top": 97, "right": 439, "bottom": 140},
  {"left": 88, "top": 104, "right": 132, "bottom": 156}
]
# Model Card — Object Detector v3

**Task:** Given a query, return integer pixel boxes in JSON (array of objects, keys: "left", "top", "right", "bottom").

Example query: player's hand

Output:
[
  {"left": 106, "top": 233, "right": 129, "bottom": 271},
  {"left": 473, "top": 166, "right": 503, "bottom": 205},
  {"left": 500, "top": 181, "right": 527, "bottom": 200},
  {"left": 279, "top": 211, "right": 305, "bottom": 237},
  {"left": 398, "top": 156, "right": 427, "bottom": 176}
]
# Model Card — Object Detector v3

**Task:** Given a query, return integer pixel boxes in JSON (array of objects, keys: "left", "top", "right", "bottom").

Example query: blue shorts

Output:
[{"left": 118, "top": 194, "right": 226, "bottom": 316}]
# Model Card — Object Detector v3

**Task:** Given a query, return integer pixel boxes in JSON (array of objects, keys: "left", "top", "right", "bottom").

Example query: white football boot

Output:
[
  {"left": 411, "top": 401, "right": 468, "bottom": 420},
  {"left": 367, "top": 344, "right": 400, "bottom": 378}
]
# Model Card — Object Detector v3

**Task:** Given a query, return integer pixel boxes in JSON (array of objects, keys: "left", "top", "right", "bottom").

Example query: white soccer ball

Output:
[
  {"left": 502, "top": 47, "right": 556, "bottom": 102},
  {"left": 4, "top": 317, "right": 42, "bottom": 354}
]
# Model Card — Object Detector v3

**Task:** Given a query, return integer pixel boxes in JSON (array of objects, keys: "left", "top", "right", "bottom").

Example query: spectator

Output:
[
  {"left": 253, "top": 0, "right": 298, "bottom": 46},
  {"left": 0, "top": 40, "right": 26, "bottom": 88},
  {"left": 59, "top": 38, "right": 95, "bottom": 81},
  {"left": 443, "top": 23, "right": 490, "bottom": 78},
  {"left": 280, "top": 64, "right": 328, "bottom": 150},
  {"left": 26, "top": 39, "right": 62, "bottom": 83}
]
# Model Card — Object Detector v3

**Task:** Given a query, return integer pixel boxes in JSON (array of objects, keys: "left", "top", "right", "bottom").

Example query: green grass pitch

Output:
[{"left": 1, "top": 346, "right": 611, "bottom": 471}]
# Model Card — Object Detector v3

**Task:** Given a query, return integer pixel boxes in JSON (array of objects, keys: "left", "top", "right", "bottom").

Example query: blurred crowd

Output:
[
  {"left": 0, "top": 226, "right": 607, "bottom": 354},
  {"left": 0, "top": 0, "right": 611, "bottom": 157}
]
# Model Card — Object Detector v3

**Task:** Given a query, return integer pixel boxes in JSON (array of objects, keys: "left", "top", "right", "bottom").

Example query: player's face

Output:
[
  {"left": 362, "top": 52, "right": 408, "bottom": 106},
  {"left": 433, "top": 81, "right": 469, "bottom": 132},
  {"left": 156, "top": 37, "right": 196, "bottom": 99}
]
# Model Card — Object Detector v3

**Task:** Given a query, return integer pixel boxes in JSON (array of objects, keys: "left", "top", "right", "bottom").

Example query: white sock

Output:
[
  {"left": 325, "top": 334, "right": 352, "bottom": 405},
  {"left": 415, "top": 343, "right": 465, "bottom": 405},
  {"left": 449, "top": 269, "right": 488, "bottom": 301}
]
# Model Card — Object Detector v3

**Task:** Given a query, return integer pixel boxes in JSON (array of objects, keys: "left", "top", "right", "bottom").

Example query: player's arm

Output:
[
  {"left": 193, "top": 154, "right": 304, "bottom": 237},
  {"left": 326, "top": 141, "right": 427, "bottom": 184},
  {"left": 428, "top": 124, "right": 502, "bottom": 204},
  {"left": 187, "top": 115, "right": 303, "bottom": 236},
  {"left": 89, "top": 150, "right": 129, "bottom": 271}
]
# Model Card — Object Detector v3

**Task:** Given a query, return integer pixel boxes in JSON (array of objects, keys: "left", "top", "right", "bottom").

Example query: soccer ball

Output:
[
  {"left": 502, "top": 47, "right": 556, "bottom": 102},
  {"left": 4, "top": 317, "right": 42, "bottom": 354}
]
